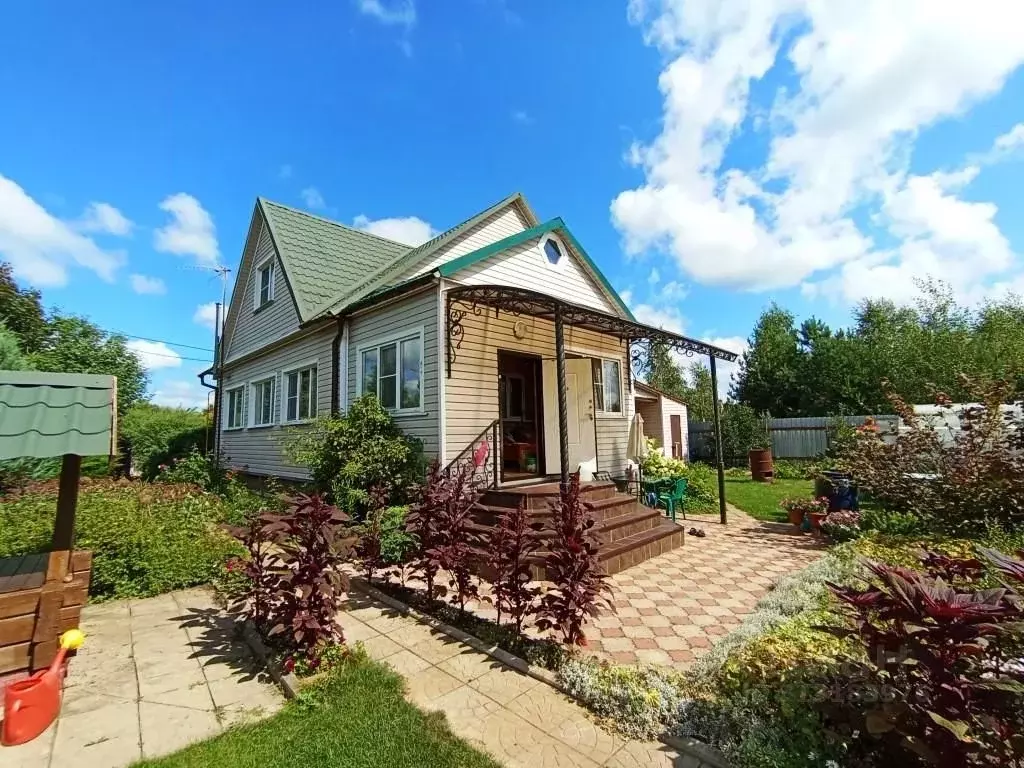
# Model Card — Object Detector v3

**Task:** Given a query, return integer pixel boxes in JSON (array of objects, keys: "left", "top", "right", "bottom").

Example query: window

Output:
[
  {"left": 542, "top": 237, "right": 563, "bottom": 265},
  {"left": 256, "top": 259, "right": 274, "bottom": 309},
  {"left": 360, "top": 332, "right": 422, "bottom": 412},
  {"left": 225, "top": 386, "right": 246, "bottom": 429},
  {"left": 501, "top": 374, "right": 525, "bottom": 420},
  {"left": 284, "top": 365, "right": 317, "bottom": 422},
  {"left": 591, "top": 358, "right": 622, "bottom": 414},
  {"left": 251, "top": 377, "right": 275, "bottom": 427}
]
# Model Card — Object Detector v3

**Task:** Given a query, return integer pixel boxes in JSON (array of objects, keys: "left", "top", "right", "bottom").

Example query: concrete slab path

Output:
[
  {"left": 2, "top": 588, "right": 283, "bottom": 768},
  {"left": 341, "top": 591, "right": 717, "bottom": 768}
]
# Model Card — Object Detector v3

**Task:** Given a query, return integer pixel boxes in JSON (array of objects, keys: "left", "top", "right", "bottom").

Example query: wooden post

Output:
[
  {"left": 709, "top": 357, "right": 728, "bottom": 525},
  {"left": 52, "top": 454, "right": 81, "bottom": 558}
]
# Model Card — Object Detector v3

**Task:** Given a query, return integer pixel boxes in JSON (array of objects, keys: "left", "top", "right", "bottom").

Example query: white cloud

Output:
[
  {"left": 353, "top": 214, "right": 436, "bottom": 246},
  {"left": 357, "top": 0, "right": 416, "bottom": 28},
  {"left": 0, "top": 174, "right": 125, "bottom": 286},
  {"left": 76, "top": 202, "right": 133, "bottom": 236},
  {"left": 193, "top": 302, "right": 220, "bottom": 332},
  {"left": 154, "top": 193, "right": 219, "bottom": 266},
  {"left": 129, "top": 274, "right": 166, "bottom": 295},
  {"left": 700, "top": 335, "right": 748, "bottom": 399},
  {"left": 150, "top": 379, "right": 212, "bottom": 410},
  {"left": 632, "top": 303, "right": 686, "bottom": 334},
  {"left": 126, "top": 339, "right": 182, "bottom": 371},
  {"left": 613, "top": 0, "right": 1024, "bottom": 305},
  {"left": 647, "top": 267, "right": 660, "bottom": 284},
  {"left": 301, "top": 187, "right": 326, "bottom": 210},
  {"left": 988, "top": 122, "right": 1024, "bottom": 160}
]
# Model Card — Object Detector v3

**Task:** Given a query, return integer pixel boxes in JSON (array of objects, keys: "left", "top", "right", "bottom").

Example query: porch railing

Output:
[{"left": 444, "top": 419, "right": 500, "bottom": 490}]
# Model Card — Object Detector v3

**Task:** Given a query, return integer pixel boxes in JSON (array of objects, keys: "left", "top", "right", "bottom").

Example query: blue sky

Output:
[{"left": 2, "top": 0, "right": 1023, "bottom": 406}]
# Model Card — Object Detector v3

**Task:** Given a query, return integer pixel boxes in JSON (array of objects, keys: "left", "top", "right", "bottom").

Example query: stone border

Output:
[
  {"left": 350, "top": 579, "right": 732, "bottom": 768},
  {"left": 239, "top": 619, "right": 302, "bottom": 700}
]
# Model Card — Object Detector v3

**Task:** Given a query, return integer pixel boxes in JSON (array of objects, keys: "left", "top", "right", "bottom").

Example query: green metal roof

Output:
[
  {"left": 315, "top": 192, "right": 537, "bottom": 318},
  {"left": 0, "top": 371, "right": 116, "bottom": 459},
  {"left": 258, "top": 198, "right": 411, "bottom": 320},
  {"left": 437, "top": 218, "right": 636, "bottom": 320}
]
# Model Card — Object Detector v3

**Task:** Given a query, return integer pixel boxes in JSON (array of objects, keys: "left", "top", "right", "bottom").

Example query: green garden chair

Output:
[{"left": 656, "top": 477, "right": 688, "bottom": 522}]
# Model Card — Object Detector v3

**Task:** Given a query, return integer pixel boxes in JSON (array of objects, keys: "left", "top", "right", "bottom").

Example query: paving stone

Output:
[
  {"left": 476, "top": 708, "right": 601, "bottom": 768},
  {"left": 605, "top": 740, "right": 685, "bottom": 767},
  {"left": 438, "top": 650, "right": 497, "bottom": 683},
  {"left": 469, "top": 666, "right": 541, "bottom": 705},
  {"left": 506, "top": 684, "right": 589, "bottom": 738},
  {"left": 361, "top": 633, "right": 403, "bottom": 660},
  {"left": 2, "top": 722, "right": 56, "bottom": 768},
  {"left": 383, "top": 648, "right": 432, "bottom": 677},
  {"left": 139, "top": 701, "right": 221, "bottom": 759},
  {"left": 403, "top": 666, "right": 465, "bottom": 708},
  {"left": 389, "top": 621, "right": 442, "bottom": 649},
  {"left": 339, "top": 616, "right": 380, "bottom": 643},
  {"left": 52, "top": 699, "right": 141, "bottom": 768}
]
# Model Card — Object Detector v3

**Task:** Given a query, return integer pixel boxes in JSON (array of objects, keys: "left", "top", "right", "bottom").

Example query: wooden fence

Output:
[{"left": 687, "top": 415, "right": 899, "bottom": 463}]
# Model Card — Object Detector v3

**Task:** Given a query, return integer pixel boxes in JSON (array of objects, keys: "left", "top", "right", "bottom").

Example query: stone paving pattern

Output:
[
  {"left": 3, "top": 588, "right": 283, "bottom": 768},
  {"left": 340, "top": 592, "right": 709, "bottom": 768},
  {"left": 587, "top": 508, "right": 822, "bottom": 666}
]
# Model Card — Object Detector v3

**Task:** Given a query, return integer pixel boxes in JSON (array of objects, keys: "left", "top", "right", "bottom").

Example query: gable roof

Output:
[
  {"left": 313, "top": 192, "right": 538, "bottom": 319},
  {"left": 635, "top": 380, "right": 688, "bottom": 408},
  {"left": 257, "top": 198, "right": 410, "bottom": 321},
  {"left": 436, "top": 218, "right": 636, "bottom": 320}
]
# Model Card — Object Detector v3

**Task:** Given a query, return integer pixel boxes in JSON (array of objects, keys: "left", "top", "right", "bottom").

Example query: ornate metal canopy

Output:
[{"left": 445, "top": 284, "right": 738, "bottom": 377}]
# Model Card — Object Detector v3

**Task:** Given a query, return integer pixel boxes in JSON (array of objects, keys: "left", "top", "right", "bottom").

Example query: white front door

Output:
[{"left": 542, "top": 358, "right": 597, "bottom": 476}]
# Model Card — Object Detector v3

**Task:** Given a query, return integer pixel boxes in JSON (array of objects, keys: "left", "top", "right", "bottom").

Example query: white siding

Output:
[
  {"left": 636, "top": 399, "right": 663, "bottom": 448},
  {"left": 347, "top": 287, "right": 440, "bottom": 459},
  {"left": 225, "top": 222, "right": 301, "bottom": 362},
  {"left": 410, "top": 205, "right": 529, "bottom": 277},
  {"left": 220, "top": 325, "right": 336, "bottom": 478},
  {"left": 444, "top": 298, "right": 633, "bottom": 476},
  {"left": 660, "top": 398, "right": 689, "bottom": 459},
  {"left": 455, "top": 236, "right": 617, "bottom": 314}
]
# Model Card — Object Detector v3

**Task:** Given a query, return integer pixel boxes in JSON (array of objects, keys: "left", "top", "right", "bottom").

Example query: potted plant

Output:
[
  {"left": 781, "top": 497, "right": 808, "bottom": 526},
  {"left": 780, "top": 497, "right": 828, "bottom": 529},
  {"left": 807, "top": 497, "right": 830, "bottom": 531}
]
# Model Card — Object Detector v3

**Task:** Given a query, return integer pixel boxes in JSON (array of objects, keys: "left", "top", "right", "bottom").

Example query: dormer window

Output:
[
  {"left": 542, "top": 237, "right": 564, "bottom": 265},
  {"left": 255, "top": 258, "right": 275, "bottom": 310}
]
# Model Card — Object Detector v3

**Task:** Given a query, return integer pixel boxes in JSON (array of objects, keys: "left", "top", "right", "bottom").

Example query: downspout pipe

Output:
[{"left": 330, "top": 314, "right": 345, "bottom": 416}]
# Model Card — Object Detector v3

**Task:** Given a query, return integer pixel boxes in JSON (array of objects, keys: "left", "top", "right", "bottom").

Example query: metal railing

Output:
[{"left": 444, "top": 419, "right": 500, "bottom": 489}]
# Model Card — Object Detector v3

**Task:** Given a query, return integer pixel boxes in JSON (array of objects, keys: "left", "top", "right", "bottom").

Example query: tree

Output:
[
  {"left": 730, "top": 304, "right": 802, "bottom": 416},
  {"left": 30, "top": 315, "right": 148, "bottom": 414},
  {"left": 682, "top": 362, "right": 716, "bottom": 421},
  {"left": 647, "top": 341, "right": 688, "bottom": 402},
  {"left": 0, "top": 323, "right": 31, "bottom": 370},
  {"left": 0, "top": 263, "right": 47, "bottom": 354}
]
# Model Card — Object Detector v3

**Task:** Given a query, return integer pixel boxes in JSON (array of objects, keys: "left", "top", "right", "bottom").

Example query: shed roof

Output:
[{"left": 0, "top": 371, "right": 117, "bottom": 459}]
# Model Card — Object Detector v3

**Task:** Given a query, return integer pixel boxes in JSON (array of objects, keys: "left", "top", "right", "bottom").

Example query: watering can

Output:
[{"left": 1, "top": 629, "right": 85, "bottom": 746}]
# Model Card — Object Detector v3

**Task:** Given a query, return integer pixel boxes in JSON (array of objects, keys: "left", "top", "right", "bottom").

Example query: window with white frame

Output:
[
  {"left": 284, "top": 365, "right": 317, "bottom": 422},
  {"left": 360, "top": 332, "right": 422, "bottom": 412},
  {"left": 250, "top": 376, "right": 276, "bottom": 427},
  {"left": 225, "top": 386, "right": 246, "bottom": 429},
  {"left": 255, "top": 259, "right": 274, "bottom": 309},
  {"left": 591, "top": 358, "right": 622, "bottom": 414}
]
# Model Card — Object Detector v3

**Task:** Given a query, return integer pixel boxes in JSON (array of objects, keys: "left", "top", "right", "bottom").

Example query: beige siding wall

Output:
[
  {"left": 347, "top": 286, "right": 440, "bottom": 458},
  {"left": 455, "top": 236, "right": 617, "bottom": 314},
  {"left": 225, "top": 222, "right": 301, "bottom": 362},
  {"left": 220, "top": 325, "right": 335, "bottom": 478},
  {"left": 445, "top": 297, "right": 633, "bottom": 476},
  {"left": 636, "top": 399, "right": 663, "bottom": 448},
  {"left": 410, "top": 205, "right": 529, "bottom": 277},
  {"left": 660, "top": 399, "right": 689, "bottom": 459}
]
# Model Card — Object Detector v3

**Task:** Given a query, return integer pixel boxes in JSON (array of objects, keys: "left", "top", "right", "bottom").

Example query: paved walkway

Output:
[
  {"left": 341, "top": 591, "right": 713, "bottom": 768},
  {"left": 587, "top": 507, "right": 823, "bottom": 666},
  {"left": 3, "top": 588, "right": 283, "bottom": 768}
]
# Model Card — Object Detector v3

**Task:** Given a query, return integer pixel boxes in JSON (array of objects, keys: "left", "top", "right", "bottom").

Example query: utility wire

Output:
[{"left": 105, "top": 329, "right": 213, "bottom": 353}]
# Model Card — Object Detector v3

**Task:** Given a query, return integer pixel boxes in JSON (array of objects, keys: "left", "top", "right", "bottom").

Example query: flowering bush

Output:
[{"left": 821, "top": 510, "right": 862, "bottom": 542}]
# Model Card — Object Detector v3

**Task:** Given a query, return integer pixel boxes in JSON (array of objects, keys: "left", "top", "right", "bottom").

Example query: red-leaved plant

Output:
[
  {"left": 406, "top": 460, "right": 448, "bottom": 601},
  {"left": 536, "top": 473, "right": 613, "bottom": 646},
  {"left": 355, "top": 484, "right": 391, "bottom": 584},
  {"left": 825, "top": 549, "right": 1024, "bottom": 767},
  {"left": 225, "top": 494, "right": 355, "bottom": 660},
  {"left": 431, "top": 460, "right": 483, "bottom": 614},
  {"left": 487, "top": 499, "right": 542, "bottom": 633}
]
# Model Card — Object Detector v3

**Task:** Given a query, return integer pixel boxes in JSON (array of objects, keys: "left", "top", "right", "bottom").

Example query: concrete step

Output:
[{"left": 598, "top": 520, "right": 686, "bottom": 576}]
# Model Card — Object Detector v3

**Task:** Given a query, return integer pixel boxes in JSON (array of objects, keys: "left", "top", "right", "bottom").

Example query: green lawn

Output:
[
  {"left": 690, "top": 475, "right": 814, "bottom": 523},
  {"left": 137, "top": 656, "right": 500, "bottom": 768}
]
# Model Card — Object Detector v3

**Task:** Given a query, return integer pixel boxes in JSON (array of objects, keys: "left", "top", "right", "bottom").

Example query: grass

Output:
[
  {"left": 137, "top": 654, "right": 501, "bottom": 768},
  {"left": 688, "top": 475, "right": 814, "bottom": 523}
]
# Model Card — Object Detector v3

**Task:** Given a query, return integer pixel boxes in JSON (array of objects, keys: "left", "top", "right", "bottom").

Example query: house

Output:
[
  {"left": 633, "top": 381, "right": 689, "bottom": 459},
  {"left": 210, "top": 193, "right": 734, "bottom": 496}
]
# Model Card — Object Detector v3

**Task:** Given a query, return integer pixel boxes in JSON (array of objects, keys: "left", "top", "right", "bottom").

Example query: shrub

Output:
[
  {"left": 859, "top": 507, "right": 926, "bottom": 536},
  {"left": 225, "top": 494, "right": 356, "bottom": 661},
  {"left": 285, "top": 395, "right": 423, "bottom": 514},
  {"left": 487, "top": 500, "right": 542, "bottom": 633},
  {"left": 0, "top": 479, "right": 245, "bottom": 600},
  {"left": 821, "top": 509, "right": 862, "bottom": 541},
  {"left": 536, "top": 474, "right": 613, "bottom": 646},
  {"left": 640, "top": 441, "right": 687, "bottom": 478},
  {"left": 825, "top": 550, "right": 1024, "bottom": 767},
  {"left": 836, "top": 376, "right": 1024, "bottom": 536},
  {"left": 640, "top": 446, "right": 716, "bottom": 511},
  {"left": 121, "top": 402, "right": 210, "bottom": 479},
  {"left": 406, "top": 461, "right": 447, "bottom": 601}
]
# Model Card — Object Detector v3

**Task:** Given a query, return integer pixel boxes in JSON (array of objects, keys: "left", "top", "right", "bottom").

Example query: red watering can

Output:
[{"left": 2, "top": 629, "right": 85, "bottom": 746}]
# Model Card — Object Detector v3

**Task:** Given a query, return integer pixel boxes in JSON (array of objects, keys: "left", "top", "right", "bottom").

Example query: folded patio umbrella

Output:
[{"left": 627, "top": 412, "right": 647, "bottom": 463}]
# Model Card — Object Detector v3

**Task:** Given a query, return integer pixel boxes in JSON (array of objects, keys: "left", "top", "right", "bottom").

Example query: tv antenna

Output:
[{"left": 180, "top": 263, "right": 232, "bottom": 331}]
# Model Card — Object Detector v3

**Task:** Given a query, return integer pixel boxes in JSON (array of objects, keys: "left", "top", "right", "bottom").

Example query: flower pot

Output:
[
  {"left": 809, "top": 511, "right": 827, "bottom": 531},
  {"left": 787, "top": 508, "right": 805, "bottom": 526},
  {"left": 748, "top": 448, "right": 774, "bottom": 482}
]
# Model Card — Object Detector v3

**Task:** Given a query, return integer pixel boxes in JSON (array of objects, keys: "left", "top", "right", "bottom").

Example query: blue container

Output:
[{"left": 815, "top": 470, "right": 859, "bottom": 512}]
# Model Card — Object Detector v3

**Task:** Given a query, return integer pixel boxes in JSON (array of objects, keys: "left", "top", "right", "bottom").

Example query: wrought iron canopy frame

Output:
[{"left": 445, "top": 284, "right": 738, "bottom": 378}]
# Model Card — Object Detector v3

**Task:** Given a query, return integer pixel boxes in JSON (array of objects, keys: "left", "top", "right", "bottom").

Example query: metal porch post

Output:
[
  {"left": 554, "top": 303, "right": 570, "bottom": 490},
  {"left": 709, "top": 356, "right": 728, "bottom": 524}
]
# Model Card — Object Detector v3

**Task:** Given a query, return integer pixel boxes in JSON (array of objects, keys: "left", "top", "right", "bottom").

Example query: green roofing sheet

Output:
[
  {"left": 258, "top": 199, "right": 410, "bottom": 320},
  {"left": 0, "top": 371, "right": 116, "bottom": 459}
]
